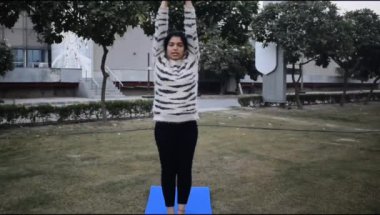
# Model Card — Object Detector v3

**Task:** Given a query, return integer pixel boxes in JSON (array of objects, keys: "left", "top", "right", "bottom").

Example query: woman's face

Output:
[{"left": 167, "top": 36, "right": 185, "bottom": 60}]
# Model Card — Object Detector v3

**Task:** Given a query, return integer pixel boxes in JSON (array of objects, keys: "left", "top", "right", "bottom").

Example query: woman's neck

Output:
[{"left": 169, "top": 59, "right": 184, "bottom": 66}]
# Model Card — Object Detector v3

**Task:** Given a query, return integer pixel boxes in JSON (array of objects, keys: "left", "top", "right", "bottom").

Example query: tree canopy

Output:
[
  {"left": 138, "top": 1, "right": 259, "bottom": 94},
  {"left": 0, "top": 1, "right": 23, "bottom": 76},
  {"left": 139, "top": 1, "right": 259, "bottom": 45},
  {"left": 251, "top": 1, "right": 340, "bottom": 107},
  {"left": 0, "top": 1, "right": 25, "bottom": 28},
  {"left": 329, "top": 9, "right": 380, "bottom": 71},
  {"left": 0, "top": 41, "right": 14, "bottom": 76},
  {"left": 326, "top": 8, "right": 380, "bottom": 105},
  {"left": 1, "top": 1, "right": 260, "bottom": 96},
  {"left": 251, "top": 1, "right": 380, "bottom": 106},
  {"left": 251, "top": 1, "right": 340, "bottom": 66},
  {"left": 1, "top": 1, "right": 145, "bottom": 120},
  {"left": 199, "top": 27, "right": 256, "bottom": 94}
]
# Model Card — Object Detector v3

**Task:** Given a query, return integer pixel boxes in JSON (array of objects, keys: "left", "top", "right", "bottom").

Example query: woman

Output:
[{"left": 152, "top": 0, "right": 200, "bottom": 214}]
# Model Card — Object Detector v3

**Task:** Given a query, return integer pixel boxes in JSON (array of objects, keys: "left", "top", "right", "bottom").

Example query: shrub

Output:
[
  {"left": 238, "top": 91, "right": 380, "bottom": 107},
  {"left": 238, "top": 94, "right": 263, "bottom": 107},
  {"left": 0, "top": 41, "right": 14, "bottom": 76},
  {"left": 0, "top": 99, "right": 153, "bottom": 126}
]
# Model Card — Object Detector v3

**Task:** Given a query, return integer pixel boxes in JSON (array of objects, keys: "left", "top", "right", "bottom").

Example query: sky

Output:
[
  {"left": 332, "top": 1, "right": 380, "bottom": 15},
  {"left": 259, "top": 1, "right": 380, "bottom": 15}
]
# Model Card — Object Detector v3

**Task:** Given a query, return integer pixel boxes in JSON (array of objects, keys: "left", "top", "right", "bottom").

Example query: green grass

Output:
[{"left": 0, "top": 102, "right": 379, "bottom": 213}]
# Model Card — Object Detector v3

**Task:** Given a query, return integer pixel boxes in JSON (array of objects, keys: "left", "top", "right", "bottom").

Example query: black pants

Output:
[{"left": 154, "top": 120, "right": 198, "bottom": 207}]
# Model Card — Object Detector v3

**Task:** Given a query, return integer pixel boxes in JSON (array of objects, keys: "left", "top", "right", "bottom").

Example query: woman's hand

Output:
[
  {"left": 160, "top": 0, "right": 168, "bottom": 9},
  {"left": 184, "top": 0, "right": 194, "bottom": 8}
]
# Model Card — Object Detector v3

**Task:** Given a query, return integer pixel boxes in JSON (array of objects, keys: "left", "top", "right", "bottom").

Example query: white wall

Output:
[
  {"left": 302, "top": 59, "right": 340, "bottom": 76},
  {"left": 93, "top": 26, "right": 154, "bottom": 82},
  {"left": 0, "top": 68, "right": 82, "bottom": 83},
  {"left": 3, "top": 13, "right": 48, "bottom": 49}
]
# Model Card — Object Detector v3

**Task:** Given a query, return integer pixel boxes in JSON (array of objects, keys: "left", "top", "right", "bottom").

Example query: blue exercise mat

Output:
[{"left": 145, "top": 186, "right": 212, "bottom": 214}]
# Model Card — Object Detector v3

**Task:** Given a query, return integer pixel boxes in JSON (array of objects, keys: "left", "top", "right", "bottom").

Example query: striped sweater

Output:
[{"left": 152, "top": 6, "right": 200, "bottom": 123}]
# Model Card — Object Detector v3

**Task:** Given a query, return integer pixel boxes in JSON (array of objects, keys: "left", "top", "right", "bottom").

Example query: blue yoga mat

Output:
[{"left": 145, "top": 186, "right": 212, "bottom": 214}]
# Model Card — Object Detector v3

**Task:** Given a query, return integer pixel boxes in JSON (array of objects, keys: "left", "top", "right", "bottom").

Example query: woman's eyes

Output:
[{"left": 169, "top": 43, "right": 184, "bottom": 47}]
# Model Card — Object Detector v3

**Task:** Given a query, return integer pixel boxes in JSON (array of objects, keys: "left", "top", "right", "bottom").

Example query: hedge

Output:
[
  {"left": 238, "top": 91, "right": 380, "bottom": 107},
  {"left": 0, "top": 99, "right": 153, "bottom": 126}
]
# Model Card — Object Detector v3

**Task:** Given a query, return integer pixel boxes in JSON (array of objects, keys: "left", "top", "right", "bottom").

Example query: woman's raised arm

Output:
[
  {"left": 153, "top": 1, "right": 169, "bottom": 57},
  {"left": 184, "top": 0, "right": 200, "bottom": 59}
]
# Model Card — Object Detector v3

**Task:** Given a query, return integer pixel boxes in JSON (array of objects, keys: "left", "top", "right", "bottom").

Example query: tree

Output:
[
  {"left": 0, "top": 41, "right": 14, "bottom": 76},
  {"left": 327, "top": 9, "right": 380, "bottom": 106},
  {"left": 0, "top": 1, "right": 26, "bottom": 28},
  {"left": 28, "top": 1, "right": 145, "bottom": 121},
  {"left": 139, "top": 1, "right": 259, "bottom": 94},
  {"left": 200, "top": 27, "right": 256, "bottom": 94},
  {"left": 352, "top": 45, "right": 380, "bottom": 103},
  {"left": 70, "top": 1, "right": 143, "bottom": 121},
  {"left": 1, "top": 1, "right": 145, "bottom": 121},
  {"left": 251, "top": 1, "right": 340, "bottom": 109},
  {"left": 0, "top": 1, "right": 24, "bottom": 77},
  {"left": 140, "top": 1, "right": 258, "bottom": 45},
  {"left": 25, "top": 1, "right": 79, "bottom": 44}
]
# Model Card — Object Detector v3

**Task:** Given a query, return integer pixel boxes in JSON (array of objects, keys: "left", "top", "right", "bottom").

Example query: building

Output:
[
  {"left": 0, "top": 12, "right": 155, "bottom": 99},
  {"left": 0, "top": 12, "right": 376, "bottom": 98}
]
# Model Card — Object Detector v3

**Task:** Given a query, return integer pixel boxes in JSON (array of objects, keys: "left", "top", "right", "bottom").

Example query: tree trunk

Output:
[
  {"left": 100, "top": 45, "right": 110, "bottom": 122},
  {"left": 339, "top": 59, "right": 361, "bottom": 106},
  {"left": 340, "top": 69, "right": 349, "bottom": 106},
  {"left": 367, "top": 76, "right": 380, "bottom": 104},
  {"left": 219, "top": 79, "right": 226, "bottom": 95},
  {"left": 299, "top": 63, "right": 304, "bottom": 92},
  {"left": 291, "top": 63, "right": 303, "bottom": 109}
]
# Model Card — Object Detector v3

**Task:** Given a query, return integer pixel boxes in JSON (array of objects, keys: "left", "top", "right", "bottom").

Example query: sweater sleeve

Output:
[
  {"left": 153, "top": 8, "right": 169, "bottom": 58},
  {"left": 184, "top": 6, "right": 200, "bottom": 59}
]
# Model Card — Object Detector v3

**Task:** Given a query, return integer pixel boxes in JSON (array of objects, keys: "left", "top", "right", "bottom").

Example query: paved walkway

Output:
[
  {"left": 2, "top": 90, "right": 376, "bottom": 112},
  {"left": 0, "top": 95, "right": 241, "bottom": 113}
]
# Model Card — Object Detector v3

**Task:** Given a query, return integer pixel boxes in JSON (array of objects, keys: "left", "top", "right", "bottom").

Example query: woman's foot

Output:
[
  {"left": 167, "top": 207, "right": 175, "bottom": 214},
  {"left": 178, "top": 204, "right": 186, "bottom": 214}
]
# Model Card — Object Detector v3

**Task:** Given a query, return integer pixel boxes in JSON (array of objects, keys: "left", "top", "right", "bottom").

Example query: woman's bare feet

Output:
[
  {"left": 167, "top": 206, "right": 175, "bottom": 214},
  {"left": 178, "top": 204, "right": 186, "bottom": 214}
]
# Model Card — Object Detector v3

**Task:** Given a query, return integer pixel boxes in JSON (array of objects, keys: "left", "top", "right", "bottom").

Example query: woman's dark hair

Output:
[{"left": 164, "top": 31, "right": 188, "bottom": 55}]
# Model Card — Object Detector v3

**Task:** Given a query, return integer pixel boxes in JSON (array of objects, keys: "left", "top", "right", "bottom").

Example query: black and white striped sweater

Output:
[{"left": 152, "top": 7, "right": 200, "bottom": 122}]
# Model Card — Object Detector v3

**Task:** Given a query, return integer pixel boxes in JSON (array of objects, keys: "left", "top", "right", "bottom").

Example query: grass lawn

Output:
[{"left": 0, "top": 102, "right": 379, "bottom": 214}]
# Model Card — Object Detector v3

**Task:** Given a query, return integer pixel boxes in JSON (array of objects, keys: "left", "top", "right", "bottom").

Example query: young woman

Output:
[{"left": 152, "top": 0, "right": 200, "bottom": 214}]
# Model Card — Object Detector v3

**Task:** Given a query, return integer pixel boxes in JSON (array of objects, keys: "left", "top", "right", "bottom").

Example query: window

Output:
[
  {"left": 27, "top": 49, "right": 45, "bottom": 68},
  {"left": 12, "top": 49, "right": 25, "bottom": 68},
  {"left": 11, "top": 48, "right": 47, "bottom": 68}
]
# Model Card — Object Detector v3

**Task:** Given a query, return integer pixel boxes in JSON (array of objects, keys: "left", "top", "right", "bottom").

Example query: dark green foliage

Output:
[
  {"left": 1, "top": 1, "right": 148, "bottom": 121},
  {"left": 238, "top": 94, "right": 263, "bottom": 107},
  {"left": 329, "top": 9, "right": 380, "bottom": 105},
  {"left": 1, "top": 1, "right": 260, "bottom": 97},
  {"left": 251, "top": 2, "right": 380, "bottom": 106},
  {"left": 0, "top": 100, "right": 153, "bottom": 126},
  {"left": 200, "top": 27, "right": 258, "bottom": 93},
  {"left": 252, "top": 1, "right": 340, "bottom": 66},
  {"left": 238, "top": 92, "right": 380, "bottom": 107},
  {"left": 139, "top": 1, "right": 259, "bottom": 45},
  {"left": 0, "top": 1, "right": 26, "bottom": 28},
  {"left": 139, "top": 1, "right": 259, "bottom": 93},
  {"left": 251, "top": 1, "right": 342, "bottom": 108},
  {"left": 0, "top": 41, "right": 14, "bottom": 76}
]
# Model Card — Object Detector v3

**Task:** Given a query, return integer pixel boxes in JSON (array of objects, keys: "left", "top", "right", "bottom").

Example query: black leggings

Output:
[{"left": 154, "top": 120, "right": 198, "bottom": 207}]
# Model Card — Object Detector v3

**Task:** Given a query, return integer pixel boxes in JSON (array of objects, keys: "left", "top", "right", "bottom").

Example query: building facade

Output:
[{"left": 0, "top": 13, "right": 375, "bottom": 98}]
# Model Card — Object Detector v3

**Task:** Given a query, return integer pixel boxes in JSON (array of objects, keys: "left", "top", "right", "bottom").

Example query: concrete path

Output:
[{"left": 0, "top": 96, "right": 241, "bottom": 113}]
